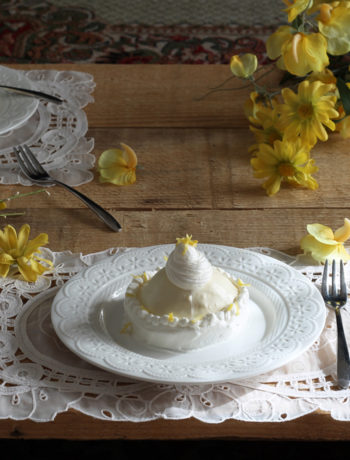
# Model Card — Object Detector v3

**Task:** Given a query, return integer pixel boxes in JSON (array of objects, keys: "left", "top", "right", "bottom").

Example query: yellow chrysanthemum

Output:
[
  {"left": 317, "top": 2, "right": 350, "bottom": 55},
  {"left": 98, "top": 143, "right": 137, "bottom": 185},
  {"left": 279, "top": 80, "right": 339, "bottom": 146},
  {"left": 247, "top": 97, "right": 283, "bottom": 152},
  {"left": 283, "top": 0, "right": 314, "bottom": 22},
  {"left": 335, "top": 106, "right": 350, "bottom": 138},
  {"left": 0, "top": 224, "right": 52, "bottom": 282},
  {"left": 250, "top": 138, "right": 318, "bottom": 196},
  {"left": 244, "top": 91, "right": 267, "bottom": 124},
  {"left": 300, "top": 218, "right": 350, "bottom": 263},
  {"left": 230, "top": 53, "right": 258, "bottom": 79},
  {"left": 0, "top": 201, "right": 6, "bottom": 211},
  {"left": 306, "top": 68, "right": 337, "bottom": 87},
  {"left": 266, "top": 26, "right": 329, "bottom": 76}
]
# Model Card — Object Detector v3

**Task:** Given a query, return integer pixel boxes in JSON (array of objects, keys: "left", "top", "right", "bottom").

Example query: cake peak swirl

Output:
[{"left": 165, "top": 236, "right": 213, "bottom": 290}]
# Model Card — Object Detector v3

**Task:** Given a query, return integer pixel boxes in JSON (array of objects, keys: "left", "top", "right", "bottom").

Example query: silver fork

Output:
[
  {"left": 0, "top": 85, "right": 63, "bottom": 104},
  {"left": 321, "top": 259, "right": 350, "bottom": 388},
  {"left": 14, "top": 145, "right": 122, "bottom": 232}
]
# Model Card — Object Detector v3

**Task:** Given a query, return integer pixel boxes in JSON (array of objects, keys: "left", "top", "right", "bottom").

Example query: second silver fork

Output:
[
  {"left": 322, "top": 259, "right": 350, "bottom": 388},
  {"left": 14, "top": 145, "right": 122, "bottom": 232}
]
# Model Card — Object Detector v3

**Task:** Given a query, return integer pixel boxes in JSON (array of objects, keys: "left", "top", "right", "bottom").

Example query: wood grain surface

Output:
[{"left": 1, "top": 64, "right": 350, "bottom": 440}]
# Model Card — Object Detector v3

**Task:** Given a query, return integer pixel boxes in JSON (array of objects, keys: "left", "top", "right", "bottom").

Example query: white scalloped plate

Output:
[
  {"left": 51, "top": 245, "right": 326, "bottom": 384},
  {"left": 0, "top": 66, "right": 39, "bottom": 134}
]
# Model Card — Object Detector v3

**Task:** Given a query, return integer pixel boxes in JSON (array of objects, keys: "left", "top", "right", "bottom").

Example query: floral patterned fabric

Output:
[{"left": 0, "top": 0, "right": 278, "bottom": 64}]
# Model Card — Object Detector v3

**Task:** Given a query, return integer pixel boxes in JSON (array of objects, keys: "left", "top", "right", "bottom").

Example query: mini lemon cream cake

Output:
[{"left": 123, "top": 236, "right": 250, "bottom": 351}]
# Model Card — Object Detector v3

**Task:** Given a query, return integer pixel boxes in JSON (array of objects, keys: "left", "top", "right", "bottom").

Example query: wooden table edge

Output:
[{"left": 1, "top": 410, "right": 349, "bottom": 441}]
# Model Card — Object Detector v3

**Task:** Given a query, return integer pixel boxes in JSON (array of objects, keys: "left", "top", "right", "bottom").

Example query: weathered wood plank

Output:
[
  {"left": 9, "top": 64, "right": 281, "bottom": 128},
  {"left": 2, "top": 127, "right": 349, "bottom": 211},
  {"left": 2, "top": 207, "right": 348, "bottom": 255},
  {"left": 1, "top": 410, "right": 350, "bottom": 441}
]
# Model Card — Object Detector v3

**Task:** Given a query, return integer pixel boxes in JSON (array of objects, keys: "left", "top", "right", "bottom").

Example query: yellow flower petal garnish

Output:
[
  {"left": 98, "top": 143, "right": 137, "bottom": 185},
  {"left": 237, "top": 278, "right": 251, "bottom": 287},
  {"left": 168, "top": 312, "right": 174, "bottom": 322},
  {"left": 0, "top": 224, "right": 52, "bottom": 281},
  {"left": 300, "top": 219, "right": 350, "bottom": 263},
  {"left": 120, "top": 322, "right": 132, "bottom": 334},
  {"left": 176, "top": 234, "right": 198, "bottom": 254}
]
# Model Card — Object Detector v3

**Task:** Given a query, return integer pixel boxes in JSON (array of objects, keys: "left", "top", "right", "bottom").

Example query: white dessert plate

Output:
[
  {"left": 51, "top": 244, "right": 326, "bottom": 384},
  {"left": 0, "top": 65, "right": 39, "bottom": 135}
]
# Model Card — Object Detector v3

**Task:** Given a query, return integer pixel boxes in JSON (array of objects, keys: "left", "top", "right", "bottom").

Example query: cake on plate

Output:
[{"left": 122, "top": 235, "right": 250, "bottom": 351}]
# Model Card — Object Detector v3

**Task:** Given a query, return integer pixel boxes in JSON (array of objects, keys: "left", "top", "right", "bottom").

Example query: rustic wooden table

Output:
[{"left": 2, "top": 63, "right": 350, "bottom": 441}]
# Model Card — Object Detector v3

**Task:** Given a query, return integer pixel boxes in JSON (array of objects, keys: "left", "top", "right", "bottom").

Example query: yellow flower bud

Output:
[{"left": 230, "top": 54, "right": 258, "bottom": 79}]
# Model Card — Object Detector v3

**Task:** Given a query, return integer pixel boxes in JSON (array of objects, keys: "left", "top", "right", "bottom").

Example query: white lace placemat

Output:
[
  {"left": 1, "top": 246, "right": 350, "bottom": 423},
  {"left": 0, "top": 69, "right": 96, "bottom": 187}
]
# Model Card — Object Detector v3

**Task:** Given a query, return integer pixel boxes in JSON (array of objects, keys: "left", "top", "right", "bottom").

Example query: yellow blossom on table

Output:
[
  {"left": 0, "top": 224, "right": 52, "bottom": 282},
  {"left": 98, "top": 143, "right": 137, "bottom": 185},
  {"left": 266, "top": 26, "right": 329, "bottom": 76},
  {"left": 317, "top": 2, "right": 350, "bottom": 55},
  {"left": 283, "top": 0, "right": 314, "bottom": 22},
  {"left": 335, "top": 106, "right": 350, "bottom": 138},
  {"left": 300, "top": 218, "right": 350, "bottom": 263},
  {"left": 230, "top": 53, "right": 258, "bottom": 79},
  {"left": 279, "top": 80, "right": 339, "bottom": 147},
  {"left": 244, "top": 91, "right": 265, "bottom": 123},
  {"left": 306, "top": 68, "right": 337, "bottom": 88},
  {"left": 247, "top": 98, "right": 283, "bottom": 152},
  {"left": 250, "top": 138, "right": 318, "bottom": 196}
]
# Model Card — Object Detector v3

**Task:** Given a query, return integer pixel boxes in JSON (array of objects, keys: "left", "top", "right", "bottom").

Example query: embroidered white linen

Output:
[
  {"left": 1, "top": 247, "right": 350, "bottom": 423},
  {"left": 0, "top": 69, "right": 95, "bottom": 187}
]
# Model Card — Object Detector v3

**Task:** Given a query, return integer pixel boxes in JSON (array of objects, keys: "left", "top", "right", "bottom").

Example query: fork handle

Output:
[
  {"left": 53, "top": 179, "right": 122, "bottom": 232},
  {"left": 335, "top": 308, "right": 350, "bottom": 388}
]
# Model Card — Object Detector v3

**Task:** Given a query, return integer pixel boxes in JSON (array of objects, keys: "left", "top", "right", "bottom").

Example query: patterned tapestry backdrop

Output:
[{"left": 0, "top": 0, "right": 281, "bottom": 64}]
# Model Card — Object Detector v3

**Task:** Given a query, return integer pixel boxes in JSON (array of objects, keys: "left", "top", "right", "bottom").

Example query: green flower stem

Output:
[
  {"left": 1, "top": 188, "right": 47, "bottom": 203},
  {"left": 0, "top": 212, "right": 25, "bottom": 217},
  {"left": 195, "top": 67, "right": 278, "bottom": 102}
]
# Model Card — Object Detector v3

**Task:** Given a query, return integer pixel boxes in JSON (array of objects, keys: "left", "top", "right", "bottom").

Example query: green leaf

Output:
[
  {"left": 337, "top": 77, "right": 350, "bottom": 116},
  {"left": 291, "top": 15, "right": 303, "bottom": 30}
]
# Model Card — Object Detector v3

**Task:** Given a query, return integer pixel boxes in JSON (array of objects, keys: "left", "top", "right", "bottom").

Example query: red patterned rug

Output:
[{"left": 0, "top": 0, "right": 279, "bottom": 64}]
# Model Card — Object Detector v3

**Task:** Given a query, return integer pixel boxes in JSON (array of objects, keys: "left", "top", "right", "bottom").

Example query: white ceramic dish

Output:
[
  {"left": 51, "top": 244, "right": 326, "bottom": 384},
  {"left": 0, "top": 65, "right": 39, "bottom": 134}
]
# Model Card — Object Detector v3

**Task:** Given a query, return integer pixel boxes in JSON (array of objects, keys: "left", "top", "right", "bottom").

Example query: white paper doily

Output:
[
  {"left": 1, "top": 246, "right": 350, "bottom": 423},
  {"left": 0, "top": 69, "right": 96, "bottom": 187}
]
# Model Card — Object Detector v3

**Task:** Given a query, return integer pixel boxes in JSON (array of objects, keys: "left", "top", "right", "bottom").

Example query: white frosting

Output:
[
  {"left": 140, "top": 267, "right": 238, "bottom": 319},
  {"left": 122, "top": 238, "right": 250, "bottom": 351},
  {"left": 123, "top": 269, "right": 250, "bottom": 351},
  {"left": 165, "top": 242, "right": 213, "bottom": 290}
]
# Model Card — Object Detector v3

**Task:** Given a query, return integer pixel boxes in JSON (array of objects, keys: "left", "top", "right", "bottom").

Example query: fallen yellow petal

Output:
[
  {"left": 305, "top": 223, "right": 337, "bottom": 245},
  {"left": 334, "top": 218, "right": 350, "bottom": 243},
  {"left": 98, "top": 143, "right": 138, "bottom": 186}
]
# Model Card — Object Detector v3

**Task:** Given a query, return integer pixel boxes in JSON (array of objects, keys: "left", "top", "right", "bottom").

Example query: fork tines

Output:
[
  {"left": 14, "top": 145, "right": 47, "bottom": 181},
  {"left": 322, "top": 259, "right": 347, "bottom": 306}
]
